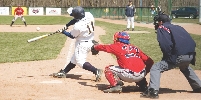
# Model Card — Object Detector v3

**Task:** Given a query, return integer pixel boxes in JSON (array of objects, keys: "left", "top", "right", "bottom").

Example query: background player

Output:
[
  {"left": 51, "top": 6, "right": 102, "bottom": 82},
  {"left": 10, "top": 5, "right": 27, "bottom": 27},
  {"left": 125, "top": 0, "right": 136, "bottom": 31},
  {"left": 92, "top": 31, "right": 154, "bottom": 93}
]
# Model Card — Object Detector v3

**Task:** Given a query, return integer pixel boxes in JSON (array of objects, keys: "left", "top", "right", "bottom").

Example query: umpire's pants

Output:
[{"left": 149, "top": 54, "right": 201, "bottom": 91}]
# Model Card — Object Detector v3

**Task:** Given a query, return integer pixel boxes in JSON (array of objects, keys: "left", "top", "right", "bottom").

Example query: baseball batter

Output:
[
  {"left": 10, "top": 5, "right": 27, "bottom": 27},
  {"left": 93, "top": 31, "right": 154, "bottom": 93},
  {"left": 52, "top": 6, "right": 102, "bottom": 82}
]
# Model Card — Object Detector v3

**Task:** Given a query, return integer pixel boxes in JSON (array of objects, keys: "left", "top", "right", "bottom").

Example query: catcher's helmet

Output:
[
  {"left": 71, "top": 6, "right": 85, "bottom": 20},
  {"left": 113, "top": 32, "right": 130, "bottom": 44}
]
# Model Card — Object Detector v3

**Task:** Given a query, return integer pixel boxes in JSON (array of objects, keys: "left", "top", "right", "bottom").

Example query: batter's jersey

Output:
[
  {"left": 95, "top": 42, "right": 153, "bottom": 73},
  {"left": 14, "top": 7, "right": 24, "bottom": 15},
  {"left": 70, "top": 12, "right": 95, "bottom": 41},
  {"left": 85, "top": 12, "right": 95, "bottom": 24}
]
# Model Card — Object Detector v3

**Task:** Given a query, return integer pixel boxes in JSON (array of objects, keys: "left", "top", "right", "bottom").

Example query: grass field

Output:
[{"left": 0, "top": 16, "right": 200, "bottom": 69}]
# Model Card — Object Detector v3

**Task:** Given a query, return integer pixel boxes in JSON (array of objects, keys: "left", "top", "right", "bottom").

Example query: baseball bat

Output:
[{"left": 27, "top": 28, "right": 65, "bottom": 43}]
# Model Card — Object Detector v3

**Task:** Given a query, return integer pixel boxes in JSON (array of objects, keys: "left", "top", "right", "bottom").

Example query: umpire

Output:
[{"left": 141, "top": 13, "right": 201, "bottom": 99}]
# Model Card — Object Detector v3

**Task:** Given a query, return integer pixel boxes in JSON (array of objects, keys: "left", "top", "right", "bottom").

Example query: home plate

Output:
[
  {"left": 40, "top": 80, "right": 62, "bottom": 84},
  {"left": 125, "top": 31, "right": 151, "bottom": 34}
]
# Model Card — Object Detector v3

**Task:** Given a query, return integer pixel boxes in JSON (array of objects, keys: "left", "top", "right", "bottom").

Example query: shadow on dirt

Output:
[
  {"left": 66, "top": 74, "right": 92, "bottom": 81},
  {"left": 78, "top": 82, "right": 141, "bottom": 93},
  {"left": 159, "top": 88, "right": 192, "bottom": 94},
  {"left": 78, "top": 82, "right": 193, "bottom": 94}
]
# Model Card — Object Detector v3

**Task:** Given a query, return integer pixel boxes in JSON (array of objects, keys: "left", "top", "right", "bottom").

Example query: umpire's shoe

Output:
[
  {"left": 193, "top": 87, "right": 201, "bottom": 93},
  {"left": 95, "top": 69, "right": 103, "bottom": 82},
  {"left": 103, "top": 85, "right": 122, "bottom": 93},
  {"left": 50, "top": 69, "right": 66, "bottom": 78},
  {"left": 140, "top": 88, "right": 159, "bottom": 99}
]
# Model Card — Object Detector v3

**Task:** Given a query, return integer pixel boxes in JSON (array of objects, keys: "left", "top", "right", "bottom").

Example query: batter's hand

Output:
[{"left": 57, "top": 26, "right": 67, "bottom": 33}]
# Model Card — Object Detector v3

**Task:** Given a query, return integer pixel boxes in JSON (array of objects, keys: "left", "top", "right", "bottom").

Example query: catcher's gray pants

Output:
[{"left": 149, "top": 54, "right": 201, "bottom": 91}]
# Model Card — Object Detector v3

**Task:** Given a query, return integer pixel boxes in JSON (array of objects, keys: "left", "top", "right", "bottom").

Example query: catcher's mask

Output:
[
  {"left": 70, "top": 6, "right": 85, "bottom": 20},
  {"left": 113, "top": 31, "right": 130, "bottom": 44}
]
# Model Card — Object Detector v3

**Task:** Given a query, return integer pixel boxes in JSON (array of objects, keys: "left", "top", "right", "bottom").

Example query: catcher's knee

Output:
[{"left": 105, "top": 65, "right": 114, "bottom": 73}]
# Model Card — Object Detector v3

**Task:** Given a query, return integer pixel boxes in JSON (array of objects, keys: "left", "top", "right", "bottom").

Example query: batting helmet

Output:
[
  {"left": 71, "top": 6, "right": 85, "bottom": 20},
  {"left": 113, "top": 32, "right": 130, "bottom": 44}
]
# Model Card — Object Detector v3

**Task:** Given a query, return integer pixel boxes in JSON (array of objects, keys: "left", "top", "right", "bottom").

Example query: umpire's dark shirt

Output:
[{"left": 157, "top": 22, "right": 196, "bottom": 64}]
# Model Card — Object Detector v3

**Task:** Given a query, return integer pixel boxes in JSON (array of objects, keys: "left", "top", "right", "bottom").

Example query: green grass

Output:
[
  {"left": 0, "top": 32, "right": 67, "bottom": 63},
  {"left": 0, "top": 16, "right": 200, "bottom": 70},
  {"left": 171, "top": 18, "right": 200, "bottom": 24},
  {"left": 0, "top": 16, "right": 70, "bottom": 25}
]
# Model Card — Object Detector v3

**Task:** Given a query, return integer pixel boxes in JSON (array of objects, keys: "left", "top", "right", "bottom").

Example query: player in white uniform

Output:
[{"left": 51, "top": 6, "right": 102, "bottom": 82}]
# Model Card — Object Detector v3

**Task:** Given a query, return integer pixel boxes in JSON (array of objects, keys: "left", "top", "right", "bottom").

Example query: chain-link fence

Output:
[{"left": 0, "top": 0, "right": 199, "bottom": 23}]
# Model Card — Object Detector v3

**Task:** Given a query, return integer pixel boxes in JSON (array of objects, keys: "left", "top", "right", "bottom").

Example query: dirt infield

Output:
[{"left": 0, "top": 19, "right": 201, "bottom": 100}]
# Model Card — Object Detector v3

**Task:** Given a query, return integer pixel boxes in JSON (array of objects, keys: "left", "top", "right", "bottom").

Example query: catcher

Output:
[{"left": 91, "top": 31, "right": 154, "bottom": 93}]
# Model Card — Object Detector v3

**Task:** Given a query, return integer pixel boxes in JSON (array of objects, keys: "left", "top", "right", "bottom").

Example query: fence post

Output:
[
  {"left": 140, "top": 0, "right": 142, "bottom": 22},
  {"left": 168, "top": 0, "right": 172, "bottom": 15},
  {"left": 199, "top": 0, "right": 201, "bottom": 23}
]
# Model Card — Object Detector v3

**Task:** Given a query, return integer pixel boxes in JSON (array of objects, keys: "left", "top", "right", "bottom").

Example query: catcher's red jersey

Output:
[
  {"left": 94, "top": 42, "right": 153, "bottom": 73},
  {"left": 14, "top": 7, "right": 24, "bottom": 15}
]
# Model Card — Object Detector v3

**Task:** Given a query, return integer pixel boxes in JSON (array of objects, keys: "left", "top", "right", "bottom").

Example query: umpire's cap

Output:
[
  {"left": 157, "top": 14, "right": 171, "bottom": 23},
  {"left": 71, "top": 6, "right": 85, "bottom": 20}
]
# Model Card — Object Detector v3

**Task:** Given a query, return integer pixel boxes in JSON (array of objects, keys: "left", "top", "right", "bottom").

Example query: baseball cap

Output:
[
  {"left": 129, "top": 0, "right": 132, "bottom": 2},
  {"left": 158, "top": 14, "right": 171, "bottom": 22}
]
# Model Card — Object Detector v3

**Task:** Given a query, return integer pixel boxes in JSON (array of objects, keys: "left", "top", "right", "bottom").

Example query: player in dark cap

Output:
[{"left": 140, "top": 12, "right": 201, "bottom": 99}]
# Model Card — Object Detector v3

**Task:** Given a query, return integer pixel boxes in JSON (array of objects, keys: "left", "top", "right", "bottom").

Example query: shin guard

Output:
[{"left": 105, "top": 65, "right": 120, "bottom": 87}]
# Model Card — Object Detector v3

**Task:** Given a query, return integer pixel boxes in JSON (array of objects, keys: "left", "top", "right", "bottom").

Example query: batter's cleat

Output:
[
  {"left": 103, "top": 85, "right": 122, "bottom": 93},
  {"left": 95, "top": 69, "right": 103, "bottom": 82},
  {"left": 50, "top": 69, "right": 66, "bottom": 78},
  {"left": 140, "top": 88, "right": 159, "bottom": 99},
  {"left": 132, "top": 28, "right": 135, "bottom": 31},
  {"left": 193, "top": 87, "right": 201, "bottom": 93}
]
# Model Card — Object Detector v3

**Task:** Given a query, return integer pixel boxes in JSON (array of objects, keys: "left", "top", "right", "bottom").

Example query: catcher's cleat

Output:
[
  {"left": 95, "top": 69, "right": 103, "bottom": 82},
  {"left": 50, "top": 69, "right": 66, "bottom": 78},
  {"left": 103, "top": 85, "right": 122, "bottom": 93},
  {"left": 140, "top": 88, "right": 159, "bottom": 99}
]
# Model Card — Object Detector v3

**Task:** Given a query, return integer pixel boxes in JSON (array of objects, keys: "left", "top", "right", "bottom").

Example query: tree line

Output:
[{"left": 0, "top": 0, "right": 199, "bottom": 7}]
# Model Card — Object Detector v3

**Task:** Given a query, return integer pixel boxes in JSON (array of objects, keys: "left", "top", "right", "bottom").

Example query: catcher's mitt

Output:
[{"left": 91, "top": 40, "right": 99, "bottom": 55}]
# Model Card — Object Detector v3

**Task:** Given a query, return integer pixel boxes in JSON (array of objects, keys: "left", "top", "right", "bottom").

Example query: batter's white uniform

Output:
[{"left": 69, "top": 12, "right": 95, "bottom": 67}]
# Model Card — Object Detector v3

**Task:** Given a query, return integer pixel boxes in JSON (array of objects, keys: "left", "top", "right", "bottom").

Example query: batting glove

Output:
[{"left": 57, "top": 26, "right": 67, "bottom": 33}]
